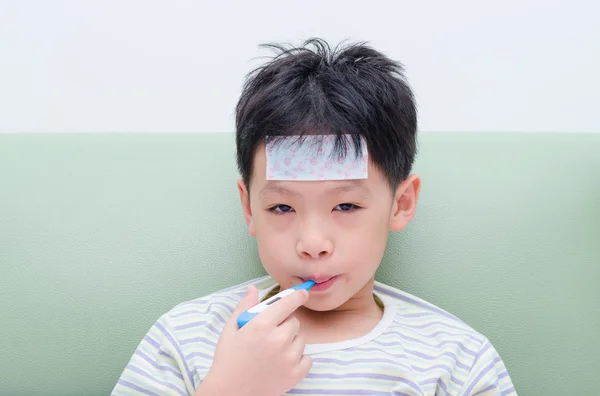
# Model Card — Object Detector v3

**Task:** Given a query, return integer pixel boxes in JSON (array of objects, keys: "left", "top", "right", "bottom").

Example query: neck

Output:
[{"left": 295, "top": 278, "right": 384, "bottom": 344}]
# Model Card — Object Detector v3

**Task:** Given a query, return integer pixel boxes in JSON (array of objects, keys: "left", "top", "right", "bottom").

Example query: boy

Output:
[{"left": 113, "top": 38, "right": 516, "bottom": 395}]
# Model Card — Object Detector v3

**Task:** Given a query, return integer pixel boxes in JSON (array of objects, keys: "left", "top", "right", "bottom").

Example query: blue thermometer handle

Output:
[{"left": 237, "top": 280, "right": 315, "bottom": 328}]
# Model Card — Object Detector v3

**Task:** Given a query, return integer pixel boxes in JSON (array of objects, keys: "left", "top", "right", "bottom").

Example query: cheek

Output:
[
  {"left": 253, "top": 214, "right": 295, "bottom": 274},
  {"left": 253, "top": 204, "right": 295, "bottom": 233},
  {"left": 339, "top": 209, "right": 390, "bottom": 263}
]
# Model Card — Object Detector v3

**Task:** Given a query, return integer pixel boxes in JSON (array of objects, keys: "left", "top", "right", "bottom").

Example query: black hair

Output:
[{"left": 235, "top": 38, "right": 417, "bottom": 191}]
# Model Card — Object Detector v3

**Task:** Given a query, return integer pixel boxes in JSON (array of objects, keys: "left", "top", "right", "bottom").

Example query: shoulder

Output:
[
  {"left": 160, "top": 275, "right": 276, "bottom": 335},
  {"left": 375, "top": 280, "right": 485, "bottom": 341},
  {"left": 374, "top": 282, "right": 515, "bottom": 394},
  {"left": 113, "top": 277, "right": 277, "bottom": 394},
  {"left": 374, "top": 281, "right": 492, "bottom": 377}
]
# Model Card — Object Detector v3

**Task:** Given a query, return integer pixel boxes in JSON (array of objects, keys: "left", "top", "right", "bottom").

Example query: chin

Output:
[{"left": 304, "top": 296, "right": 347, "bottom": 312}]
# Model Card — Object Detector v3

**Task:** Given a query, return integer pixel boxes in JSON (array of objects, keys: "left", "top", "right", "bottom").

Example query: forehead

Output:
[{"left": 251, "top": 144, "right": 387, "bottom": 196}]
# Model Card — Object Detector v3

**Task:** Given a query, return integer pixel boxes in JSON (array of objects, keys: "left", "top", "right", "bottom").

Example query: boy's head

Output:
[{"left": 235, "top": 38, "right": 420, "bottom": 312}]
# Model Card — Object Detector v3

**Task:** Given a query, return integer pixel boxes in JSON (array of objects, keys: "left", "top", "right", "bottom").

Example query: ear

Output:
[
  {"left": 237, "top": 179, "right": 256, "bottom": 236},
  {"left": 389, "top": 174, "right": 421, "bottom": 232}
]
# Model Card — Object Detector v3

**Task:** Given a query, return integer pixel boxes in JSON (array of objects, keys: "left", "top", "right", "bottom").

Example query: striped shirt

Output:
[{"left": 113, "top": 276, "right": 516, "bottom": 395}]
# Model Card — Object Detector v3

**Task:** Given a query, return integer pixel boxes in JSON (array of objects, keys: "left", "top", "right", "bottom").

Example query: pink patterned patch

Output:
[{"left": 265, "top": 134, "right": 368, "bottom": 181}]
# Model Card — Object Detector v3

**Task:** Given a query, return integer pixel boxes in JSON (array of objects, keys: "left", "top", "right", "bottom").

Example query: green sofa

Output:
[{"left": 1, "top": 133, "right": 598, "bottom": 395}]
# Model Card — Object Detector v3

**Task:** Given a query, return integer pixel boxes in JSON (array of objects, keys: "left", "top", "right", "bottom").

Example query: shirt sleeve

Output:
[
  {"left": 460, "top": 337, "right": 517, "bottom": 396},
  {"left": 112, "top": 315, "right": 195, "bottom": 396}
]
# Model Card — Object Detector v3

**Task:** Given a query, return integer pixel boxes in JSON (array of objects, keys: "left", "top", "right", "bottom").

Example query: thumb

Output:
[{"left": 225, "top": 285, "right": 259, "bottom": 332}]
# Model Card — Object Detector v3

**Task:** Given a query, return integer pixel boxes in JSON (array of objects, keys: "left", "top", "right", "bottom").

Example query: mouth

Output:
[
  {"left": 301, "top": 275, "right": 333, "bottom": 283},
  {"left": 300, "top": 275, "right": 338, "bottom": 292}
]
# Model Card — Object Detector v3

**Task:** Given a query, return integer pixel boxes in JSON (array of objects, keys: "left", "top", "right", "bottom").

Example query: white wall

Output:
[{"left": 1, "top": 0, "right": 598, "bottom": 133}]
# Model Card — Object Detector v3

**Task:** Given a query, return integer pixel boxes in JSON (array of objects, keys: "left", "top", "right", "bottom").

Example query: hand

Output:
[{"left": 196, "top": 285, "right": 312, "bottom": 396}]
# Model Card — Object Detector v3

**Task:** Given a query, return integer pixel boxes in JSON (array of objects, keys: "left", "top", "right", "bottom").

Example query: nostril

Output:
[{"left": 318, "top": 251, "right": 329, "bottom": 257}]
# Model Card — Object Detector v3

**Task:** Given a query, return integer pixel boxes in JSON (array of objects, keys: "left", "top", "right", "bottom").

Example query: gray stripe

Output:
[
  {"left": 450, "top": 374, "right": 465, "bottom": 387},
  {"left": 169, "top": 309, "right": 207, "bottom": 319},
  {"left": 463, "top": 357, "right": 499, "bottom": 395},
  {"left": 173, "top": 320, "right": 223, "bottom": 334},
  {"left": 471, "top": 339, "right": 492, "bottom": 369},
  {"left": 126, "top": 364, "right": 187, "bottom": 396},
  {"left": 155, "top": 320, "right": 196, "bottom": 388},
  {"left": 177, "top": 299, "right": 209, "bottom": 308},
  {"left": 411, "top": 363, "right": 453, "bottom": 374},
  {"left": 396, "top": 346, "right": 471, "bottom": 371},
  {"left": 423, "top": 330, "right": 483, "bottom": 345},
  {"left": 349, "top": 347, "right": 467, "bottom": 378},
  {"left": 306, "top": 372, "right": 421, "bottom": 393},
  {"left": 177, "top": 299, "right": 235, "bottom": 314},
  {"left": 412, "top": 329, "right": 483, "bottom": 344},
  {"left": 501, "top": 386, "right": 516, "bottom": 395},
  {"left": 213, "top": 301, "right": 235, "bottom": 314},
  {"left": 210, "top": 309, "right": 229, "bottom": 325},
  {"left": 175, "top": 300, "right": 235, "bottom": 315},
  {"left": 313, "top": 357, "right": 400, "bottom": 366},
  {"left": 472, "top": 383, "right": 497, "bottom": 395},
  {"left": 205, "top": 322, "right": 224, "bottom": 336},
  {"left": 174, "top": 321, "right": 222, "bottom": 339},
  {"left": 134, "top": 350, "right": 184, "bottom": 380},
  {"left": 383, "top": 330, "right": 478, "bottom": 356},
  {"left": 343, "top": 347, "right": 412, "bottom": 370},
  {"left": 179, "top": 336, "right": 217, "bottom": 347},
  {"left": 498, "top": 370, "right": 509, "bottom": 379},
  {"left": 143, "top": 335, "right": 160, "bottom": 350},
  {"left": 394, "top": 320, "right": 472, "bottom": 333},
  {"left": 158, "top": 350, "right": 174, "bottom": 359},
  {"left": 287, "top": 389, "right": 395, "bottom": 395},
  {"left": 419, "top": 376, "right": 448, "bottom": 393},
  {"left": 185, "top": 351, "right": 214, "bottom": 361},
  {"left": 214, "top": 294, "right": 246, "bottom": 305},
  {"left": 115, "top": 379, "right": 160, "bottom": 396},
  {"left": 174, "top": 320, "right": 207, "bottom": 331}
]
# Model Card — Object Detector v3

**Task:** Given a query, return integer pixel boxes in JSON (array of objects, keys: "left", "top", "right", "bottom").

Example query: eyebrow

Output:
[
  {"left": 258, "top": 184, "right": 299, "bottom": 199},
  {"left": 258, "top": 180, "right": 370, "bottom": 199}
]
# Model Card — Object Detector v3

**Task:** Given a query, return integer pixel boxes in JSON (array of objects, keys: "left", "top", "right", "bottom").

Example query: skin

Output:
[
  {"left": 237, "top": 143, "right": 421, "bottom": 343},
  {"left": 196, "top": 142, "right": 421, "bottom": 395}
]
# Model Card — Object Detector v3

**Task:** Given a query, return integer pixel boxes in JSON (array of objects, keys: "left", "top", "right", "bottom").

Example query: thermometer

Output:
[{"left": 237, "top": 280, "right": 316, "bottom": 327}]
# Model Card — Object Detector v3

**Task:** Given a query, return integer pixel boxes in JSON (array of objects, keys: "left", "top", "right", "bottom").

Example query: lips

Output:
[
  {"left": 309, "top": 276, "right": 337, "bottom": 292},
  {"left": 302, "top": 275, "right": 335, "bottom": 284}
]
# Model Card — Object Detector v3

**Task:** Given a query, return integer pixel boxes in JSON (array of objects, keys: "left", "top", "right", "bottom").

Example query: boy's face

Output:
[{"left": 238, "top": 144, "right": 420, "bottom": 312}]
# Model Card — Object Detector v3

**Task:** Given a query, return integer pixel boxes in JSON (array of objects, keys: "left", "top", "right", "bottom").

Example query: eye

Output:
[
  {"left": 334, "top": 203, "right": 360, "bottom": 212},
  {"left": 269, "top": 204, "right": 295, "bottom": 214}
]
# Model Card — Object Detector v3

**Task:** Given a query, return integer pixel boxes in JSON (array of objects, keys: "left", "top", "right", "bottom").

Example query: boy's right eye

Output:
[{"left": 269, "top": 204, "right": 295, "bottom": 214}]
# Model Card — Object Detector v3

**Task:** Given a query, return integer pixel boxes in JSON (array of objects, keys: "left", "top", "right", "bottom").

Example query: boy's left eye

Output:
[{"left": 334, "top": 203, "right": 359, "bottom": 212}]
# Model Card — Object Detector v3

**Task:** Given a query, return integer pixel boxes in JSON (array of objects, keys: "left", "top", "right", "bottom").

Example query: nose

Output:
[{"left": 296, "top": 220, "right": 333, "bottom": 260}]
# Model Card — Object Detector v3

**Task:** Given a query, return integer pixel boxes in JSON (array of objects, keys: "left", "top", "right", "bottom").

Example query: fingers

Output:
[
  {"left": 225, "top": 285, "right": 258, "bottom": 333},
  {"left": 277, "top": 316, "right": 300, "bottom": 342},
  {"left": 258, "top": 289, "right": 309, "bottom": 326},
  {"left": 295, "top": 354, "right": 313, "bottom": 380},
  {"left": 234, "top": 285, "right": 259, "bottom": 315},
  {"left": 290, "top": 333, "right": 305, "bottom": 358}
]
